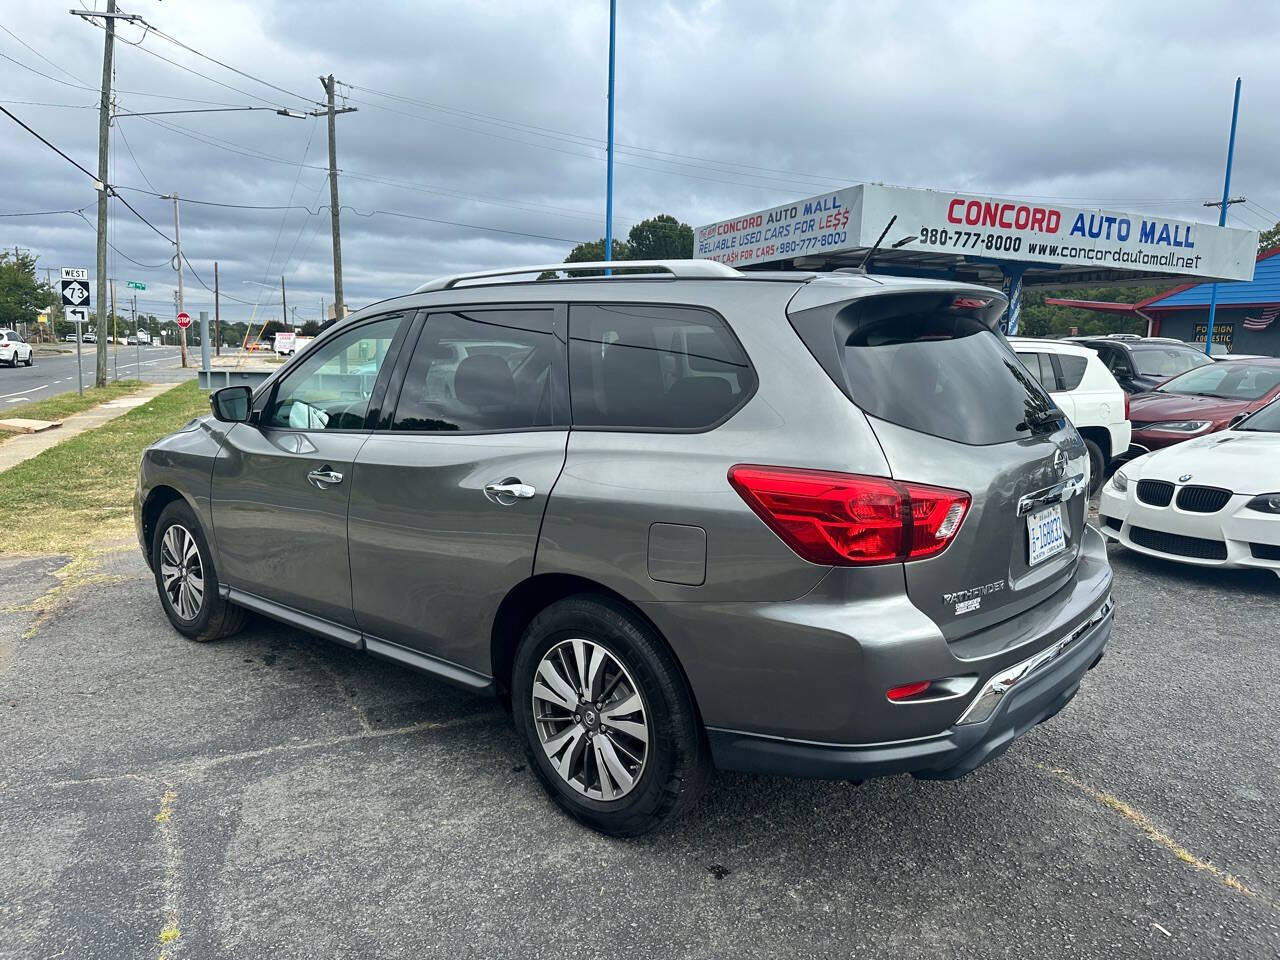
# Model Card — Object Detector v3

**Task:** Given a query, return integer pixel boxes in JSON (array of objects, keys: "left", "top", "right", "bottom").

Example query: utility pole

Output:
[
  {"left": 213, "top": 261, "right": 221, "bottom": 355},
  {"left": 312, "top": 77, "right": 356, "bottom": 320},
  {"left": 93, "top": 0, "right": 117, "bottom": 387},
  {"left": 280, "top": 274, "right": 288, "bottom": 329},
  {"left": 164, "top": 193, "right": 188, "bottom": 367}
]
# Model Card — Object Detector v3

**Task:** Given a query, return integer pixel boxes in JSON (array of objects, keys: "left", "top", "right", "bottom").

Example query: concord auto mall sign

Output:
[{"left": 694, "top": 183, "right": 1258, "bottom": 282}]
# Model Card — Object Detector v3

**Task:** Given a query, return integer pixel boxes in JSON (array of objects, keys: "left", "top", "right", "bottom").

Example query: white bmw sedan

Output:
[{"left": 1099, "top": 398, "right": 1280, "bottom": 576}]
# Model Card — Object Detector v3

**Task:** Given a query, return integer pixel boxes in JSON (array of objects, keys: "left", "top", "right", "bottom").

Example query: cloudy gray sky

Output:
[{"left": 3, "top": 0, "right": 1278, "bottom": 327}]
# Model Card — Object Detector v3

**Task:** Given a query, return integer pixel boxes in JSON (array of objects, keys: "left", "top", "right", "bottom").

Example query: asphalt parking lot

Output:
[{"left": 1, "top": 539, "right": 1278, "bottom": 959}]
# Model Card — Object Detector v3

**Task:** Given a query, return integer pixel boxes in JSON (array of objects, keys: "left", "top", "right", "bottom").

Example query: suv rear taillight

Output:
[
  {"left": 728, "top": 465, "right": 970, "bottom": 566},
  {"left": 1123, "top": 391, "right": 1130, "bottom": 420}
]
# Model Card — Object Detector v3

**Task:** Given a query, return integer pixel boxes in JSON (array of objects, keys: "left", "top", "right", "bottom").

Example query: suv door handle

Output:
[
  {"left": 484, "top": 479, "right": 535, "bottom": 501},
  {"left": 307, "top": 467, "right": 344, "bottom": 489}
]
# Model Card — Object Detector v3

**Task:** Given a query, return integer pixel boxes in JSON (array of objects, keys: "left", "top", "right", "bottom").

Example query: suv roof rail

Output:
[{"left": 412, "top": 258, "right": 741, "bottom": 293}]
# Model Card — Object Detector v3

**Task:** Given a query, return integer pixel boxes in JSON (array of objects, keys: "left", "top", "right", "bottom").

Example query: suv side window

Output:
[
  {"left": 569, "top": 303, "right": 755, "bottom": 430},
  {"left": 263, "top": 314, "right": 404, "bottom": 430},
  {"left": 1018, "top": 351, "right": 1058, "bottom": 393},
  {"left": 1056, "top": 354, "right": 1089, "bottom": 391},
  {"left": 392, "top": 308, "right": 564, "bottom": 432}
]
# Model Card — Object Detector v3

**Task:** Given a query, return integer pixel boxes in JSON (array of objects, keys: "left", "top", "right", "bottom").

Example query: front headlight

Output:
[
  {"left": 1246, "top": 493, "right": 1280, "bottom": 514},
  {"left": 1110, "top": 470, "right": 1129, "bottom": 493},
  {"left": 1145, "top": 420, "right": 1213, "bottom": 433}
]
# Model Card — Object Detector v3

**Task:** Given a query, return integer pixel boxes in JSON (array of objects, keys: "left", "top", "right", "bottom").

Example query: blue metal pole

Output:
[
  {"left": 604, "top": 0, "right": 616, "bottom": 276},
  {"left": 1001, "top": 264, "right": 1025, "bottom": 335},
  {"left": 1204, "top": 77, "right": 1242, "bottom": 356}
]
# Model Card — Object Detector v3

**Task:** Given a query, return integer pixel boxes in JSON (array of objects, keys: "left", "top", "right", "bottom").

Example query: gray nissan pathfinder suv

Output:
[{"left": 135, "top": 260, "right": 1114, "bottom": 835}]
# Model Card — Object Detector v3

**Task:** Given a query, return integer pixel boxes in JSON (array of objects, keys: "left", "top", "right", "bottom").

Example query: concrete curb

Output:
[{"left": 0, "top": 380, "right": 187, "bottom": 473}]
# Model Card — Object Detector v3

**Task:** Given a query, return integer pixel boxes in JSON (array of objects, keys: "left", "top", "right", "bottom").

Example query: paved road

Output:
[
  {"left": 0, "top": 347, "right": 190, "bottom": 411},
  {"left": 0, "top": 542, "right": 1277, "bottom": 958}
]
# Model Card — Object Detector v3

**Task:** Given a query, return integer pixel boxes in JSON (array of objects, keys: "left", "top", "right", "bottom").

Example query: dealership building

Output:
[
  {"left": 1046, "top": 247, "right": 1280, "bottom": 355},
  {"left": 693, "top": 183, "right": 1258, "bottom": 334}
]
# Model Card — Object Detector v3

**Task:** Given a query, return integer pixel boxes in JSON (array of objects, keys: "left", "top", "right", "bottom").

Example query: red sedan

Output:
[{"left": 1128, "top": 357, "right": 1280, "bottom": 451}]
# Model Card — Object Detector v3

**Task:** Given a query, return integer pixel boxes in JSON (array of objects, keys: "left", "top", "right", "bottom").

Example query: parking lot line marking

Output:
[
  {"left": 154, "top": 787, "right": 182, "bottom": 958},
  {"left": 1048, "top": 766, "right": 1259, "bottom": 901},
  {"left": 23, "top": 713, "right": 498, "bottom": 794}
]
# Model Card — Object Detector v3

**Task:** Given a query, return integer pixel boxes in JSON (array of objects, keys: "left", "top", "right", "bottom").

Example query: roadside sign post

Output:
[
  {"left": 65, "top": 305, "right": 89, "bottom": 396},
  {"left": 111, "top": 279, "right": 118, "bottom": 382},
  {"left": 199, "top": 310, "right": 210, "bottom": 373},
  {"left": 61, "top": 268, "right": 90, "bottom": 397}
]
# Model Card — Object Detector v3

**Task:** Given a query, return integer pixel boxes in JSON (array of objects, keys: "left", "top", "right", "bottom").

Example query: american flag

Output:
[{"left": 1243, "top": 305, "right": 1279, "bottom": 331}]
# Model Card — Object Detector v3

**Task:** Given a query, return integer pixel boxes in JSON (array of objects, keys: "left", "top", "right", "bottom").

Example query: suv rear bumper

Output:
[{"left": 707, "top": 594, "right": 1112, "bottom": 781}]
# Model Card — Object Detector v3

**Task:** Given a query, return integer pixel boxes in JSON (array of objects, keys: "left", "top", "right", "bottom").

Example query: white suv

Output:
[
  {"left": 0, "top": 329, "right": 34, "bottom": 368},
  {"left": 1010, "top": 337, "right": 1131, "bottom": 494}
]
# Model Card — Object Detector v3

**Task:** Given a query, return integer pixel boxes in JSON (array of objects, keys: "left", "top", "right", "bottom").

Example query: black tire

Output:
[
  {"left": 152, "top": 499, "right": 247, "bottom": 642},
  {"left": 1084, "top": 438, "right": 1105, "bottom": 498},
  {"left": 512, "top": 595, "right": 710, "bottom": 837},
  {"left": 24, "top": 352, "right": 33, "bottom": 367}
]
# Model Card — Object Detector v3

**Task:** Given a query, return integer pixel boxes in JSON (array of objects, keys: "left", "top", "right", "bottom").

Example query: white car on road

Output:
[
  {"left": 1011, "top": 337, "right": 1131, "bottom": 494},
  {"left": 1099, "top": 398, "right": 1280, "bottom": 577},
  {"left": 0, "top": 329, "right": 34, "bottom": 367}
]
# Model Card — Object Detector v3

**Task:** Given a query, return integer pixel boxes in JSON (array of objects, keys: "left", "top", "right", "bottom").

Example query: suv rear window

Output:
[
  {"left": 791, "top": 293, "right": 1055, "bottom": 446},
  {"left": 569, "top": 303, "right": 755, "bottom": 430}
]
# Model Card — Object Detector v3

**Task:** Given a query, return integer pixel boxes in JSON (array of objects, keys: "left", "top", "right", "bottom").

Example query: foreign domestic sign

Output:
[
  {"left": 1194, "top": 321, "right": 1234, "bottom": 350},
  {"left": 37, "top": 312, "right": 48, "bottom": 324},
  {"left": 126, "top": 280, "right": 146, "bottom": 291},
  {"left": 60, "top": 267, "right": 91, "bottom": 307},
  {"left": 65, "top": 305, "right": 89, "bottom": 326},
  {"left": 176, "top": 311, "right": 192, "bottom": 329},
  {"left": 694, "top": 184, "right": 1259, "bottom": 283}
]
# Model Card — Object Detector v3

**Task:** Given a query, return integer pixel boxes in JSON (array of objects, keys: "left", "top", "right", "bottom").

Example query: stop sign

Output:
[{"left": 176, "top": 311, "right": 191, "bottom": 329}]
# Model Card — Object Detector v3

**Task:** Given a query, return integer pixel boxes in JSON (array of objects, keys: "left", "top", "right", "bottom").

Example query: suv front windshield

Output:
[
  {"left": 1157, "top": 362, "right": 1280, "bottom": 400},
  {"left": 1130, "top": 346, "right": 1212, "bottom": 378}
]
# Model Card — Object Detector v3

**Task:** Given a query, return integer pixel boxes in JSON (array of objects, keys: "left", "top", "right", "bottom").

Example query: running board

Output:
[{"left": 222, "top": 586, "right": 494, "bottom": 695}]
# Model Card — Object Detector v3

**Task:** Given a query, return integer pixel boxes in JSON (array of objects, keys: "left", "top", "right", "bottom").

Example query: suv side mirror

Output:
[
  {"left": 1228, "top": 412, "right": 1248, "bottom": 429},
  {"left": 210, "top": 385, "right": 253, "bottom": 423}
]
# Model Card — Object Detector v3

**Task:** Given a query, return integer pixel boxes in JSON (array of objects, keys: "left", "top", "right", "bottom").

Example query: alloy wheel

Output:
[
  {"left": 531, "top": 638, "right": 650, "bottom": 801},
  {"left": 160, "top": 524, "right": 205, "bottom": 622}
]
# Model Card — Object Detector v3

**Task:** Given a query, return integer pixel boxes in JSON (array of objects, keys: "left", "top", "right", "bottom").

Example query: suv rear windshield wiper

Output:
[{"left": 1017, "top": 406, "right": 1066, "bottom": 432}]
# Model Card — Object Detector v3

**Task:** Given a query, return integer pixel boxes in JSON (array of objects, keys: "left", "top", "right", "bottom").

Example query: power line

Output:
[
  {"left": 112, "top": 184, "right": 590, "bottom": 244},
  {"left": 143, "top": 22, "right": 317, "bottom": 107},
  {"left": 0, "top": 48, "right": 246, "bottom": 106},
  {"left": 112, "top": 31, "right": 298, "bottom": 108},
  {"left": 1, "top": 23, "right": 88, "bottom": 83},
  {"left": 122, "top": 114, "right": 635, "bottom": 226},
  {"left": 0, "top": 206, "right": 92, "bottom": 218},
  {"left": 343, "top": 207, "right": 585, "bottom": 244},
  {"left": 0, "top": 103, "right": 99, "bottom": 180},
  {"left": 115, "top": 119, "right": 158, "bottom": 192},
  {"left": 0, "top": 99, "right": 97, "bottom": 109}
]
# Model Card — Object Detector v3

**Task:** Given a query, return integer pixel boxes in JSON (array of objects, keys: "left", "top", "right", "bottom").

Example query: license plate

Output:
[{"left": 1027, "top": 504, "right": 1066, "bottom": 566}]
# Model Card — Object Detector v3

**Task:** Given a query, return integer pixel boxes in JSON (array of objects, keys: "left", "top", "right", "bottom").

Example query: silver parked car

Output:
[{"left": 135, "top": 260, "right": 1114, "bottom": 835}]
